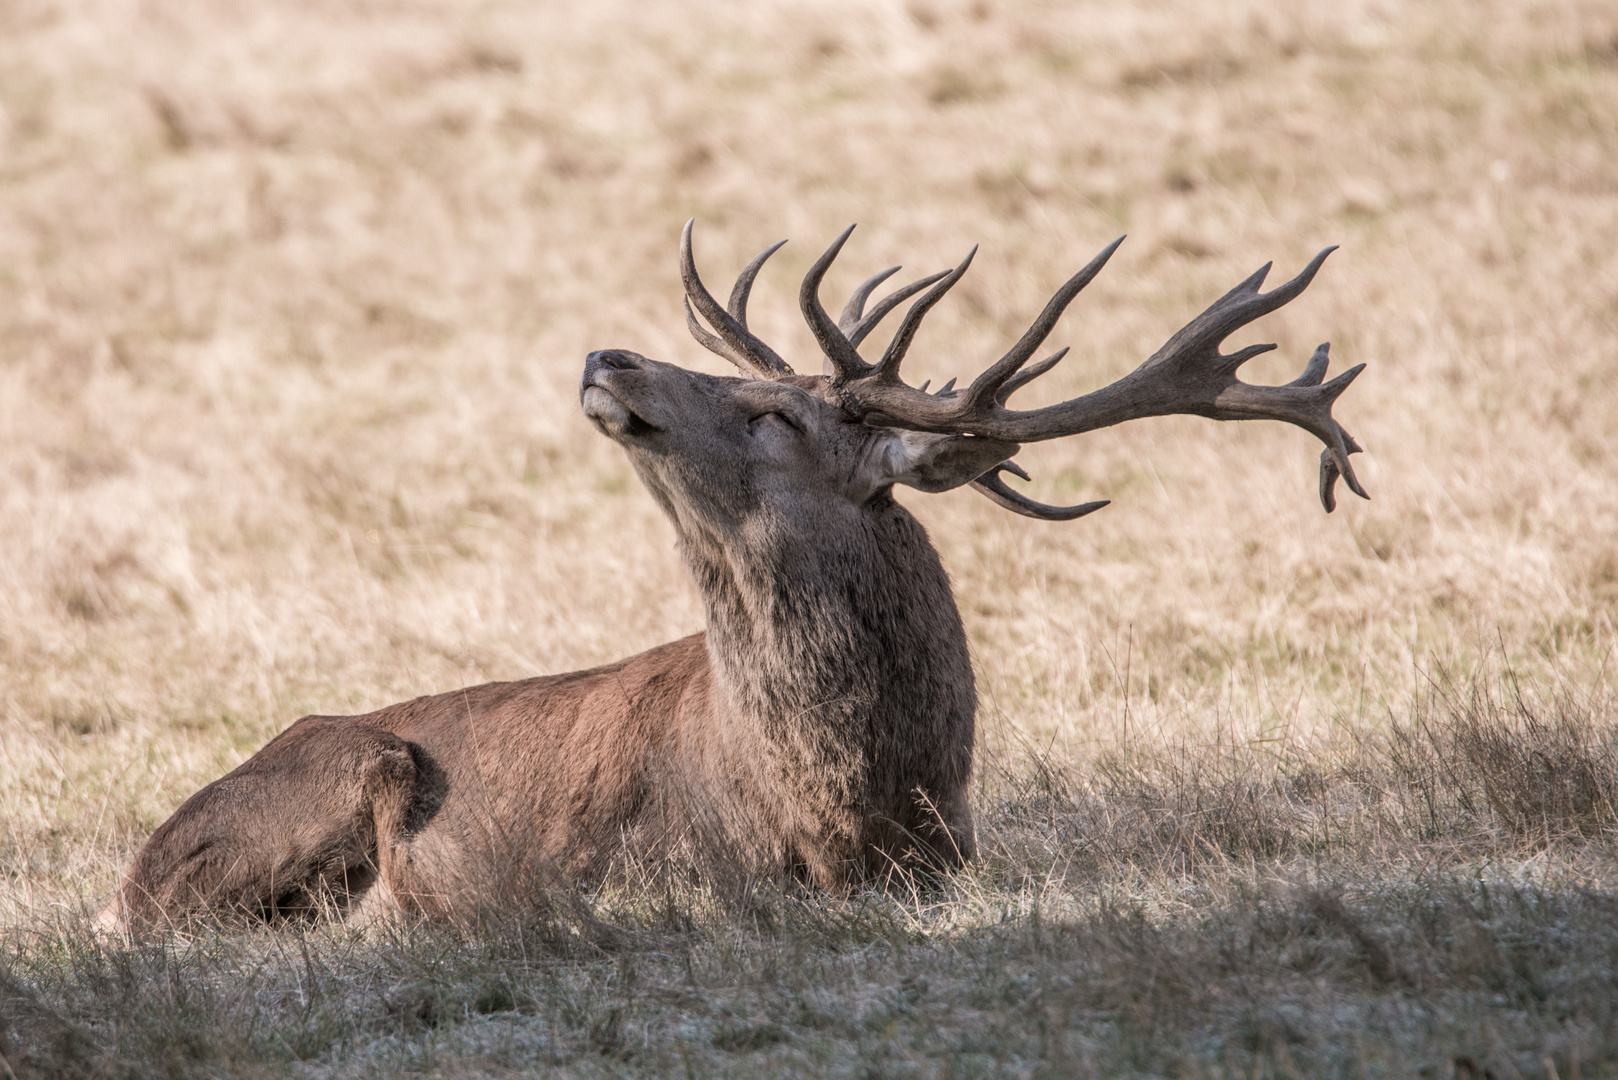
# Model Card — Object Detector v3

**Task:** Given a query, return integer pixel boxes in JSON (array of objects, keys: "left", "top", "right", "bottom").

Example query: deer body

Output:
[
  {"left": 104, "top": 222, "right": 1365, "bottom": 929},
  {"left": 108, "top": 458, "right": 978, "bottom": 924}
]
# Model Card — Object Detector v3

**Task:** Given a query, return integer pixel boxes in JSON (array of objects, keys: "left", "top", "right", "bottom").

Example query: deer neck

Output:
[{"left": 677, "top": 496, "right": 975, "bottom": 765}]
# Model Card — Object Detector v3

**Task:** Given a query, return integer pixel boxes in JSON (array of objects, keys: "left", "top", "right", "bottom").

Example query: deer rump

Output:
[{"left": 103, "top": 222, "right": 1365, "bottom": 929}]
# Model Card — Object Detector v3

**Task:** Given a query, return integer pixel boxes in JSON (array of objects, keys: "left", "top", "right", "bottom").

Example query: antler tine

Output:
[
  {"left": 1285, "top": 339, "right": 1332, "bottom": 387},
  {"left": 830, "top": 235, "right": 1122, "bottom": 425},
  {"left": 800, "top": 224, "right": 872, "bottom": 383},
  {"left": 1318, "top": 421, "right": 1366, "bottom": 512},
  {"left": 839, "top": 266, "right": 901, "bottom": 332},
  {"left": 995, "top": 347, "right": 1067, "bottom": 406},
  {"left": 728, "top": 239, "right": 788, "bottom": 327},
  {"left": 970, "top": 462, "right": 1110, "bottom": 521},
  {"left": 871, "top": 245, "right": 977, "bottom": 384},
  {"left": 1143, "top": 245, "right": 1337, "bottom": 378},
  {"left": 680, "top": 219, "right": 794, "bottom": 379},
  {"left": 847, "top": 270, "right": 953, "bottom": 348},
  {"left": 959, "top": 235, "right": 1124, "bottom": 408},
  {"left": 684, "top": 297, "right": 747, "bottom": 371}
]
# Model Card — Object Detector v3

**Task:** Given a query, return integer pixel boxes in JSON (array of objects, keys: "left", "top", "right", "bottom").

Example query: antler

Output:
[
  {"left": 683, "top": 219, "right": 964, "bottom": 385},
  {"left": 799, "top": 224, "right": 977, "bottom": 383},
  {"left": 972, "top": 460, "right": 1111, "bottom": 521},
  {"left": 679, "top": 221, "right": 1367, "bottom": 515},
  {"left": 836, "top": 238, "right": 1368, "bottom": 513},
  {"left": 681, "top": 219, "right": 796, "bottom": 379}
]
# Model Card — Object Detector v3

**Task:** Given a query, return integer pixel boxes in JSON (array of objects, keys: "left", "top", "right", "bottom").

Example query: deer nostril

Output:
[{"left": 589, "top": 350, "right": 638, "bottom": 372}]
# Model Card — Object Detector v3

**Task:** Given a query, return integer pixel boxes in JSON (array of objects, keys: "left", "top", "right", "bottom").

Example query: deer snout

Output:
[
  {"left": 580, "top": 350, "right": 646, "bottom": 394},
  {"left": 581, "top": 350, "right": 661, "bottom": 439}
]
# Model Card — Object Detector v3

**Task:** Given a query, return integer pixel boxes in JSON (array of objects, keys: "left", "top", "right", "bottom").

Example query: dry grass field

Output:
[{"left": 3, "top": 0, "right": 1618, "bottom": 1074}]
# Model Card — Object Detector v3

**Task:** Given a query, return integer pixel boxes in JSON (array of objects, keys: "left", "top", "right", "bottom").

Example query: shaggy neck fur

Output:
[{"left": 676, "top": 493, "right": 976, "bottom": 816}]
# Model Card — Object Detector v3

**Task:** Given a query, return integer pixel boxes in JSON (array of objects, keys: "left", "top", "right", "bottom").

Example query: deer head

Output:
[{"left": 581, "top": 220, "right": 1367, "bottom": 542}]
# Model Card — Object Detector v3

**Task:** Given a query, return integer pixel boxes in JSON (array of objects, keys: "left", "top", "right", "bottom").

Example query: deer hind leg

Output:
[{"left": 103, "top": 719, "right": 418, "bottom": 931}]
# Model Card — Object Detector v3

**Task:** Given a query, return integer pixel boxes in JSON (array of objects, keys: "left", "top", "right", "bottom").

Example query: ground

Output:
[{"left": 1, "top": 0, "right": 1616, "bottom": 1075}]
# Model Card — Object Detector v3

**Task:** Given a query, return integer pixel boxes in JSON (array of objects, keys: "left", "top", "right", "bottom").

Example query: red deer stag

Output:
[{"left": 100, "top": 222, "right": 1365, "bottom": 929}]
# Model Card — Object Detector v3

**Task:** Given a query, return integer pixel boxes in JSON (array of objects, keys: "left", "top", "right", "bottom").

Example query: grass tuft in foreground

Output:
[{"left": 4, "top": 669, "right": 1616, "bottom": 1078}]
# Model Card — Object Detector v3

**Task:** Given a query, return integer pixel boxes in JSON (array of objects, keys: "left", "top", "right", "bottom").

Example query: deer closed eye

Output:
[{"left": 748, "top": 411, "right": 800, "bottom": 434}]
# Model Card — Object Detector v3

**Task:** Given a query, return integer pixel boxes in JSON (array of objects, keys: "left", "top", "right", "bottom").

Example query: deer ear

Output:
[{"left": 860, "top": 430, "right": 1021, "bottom": 497}]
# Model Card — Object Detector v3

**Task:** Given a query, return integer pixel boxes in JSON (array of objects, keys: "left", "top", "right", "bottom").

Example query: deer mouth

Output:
[{"left": 581, "top": 385, "right": 661, "bottom": 439}]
